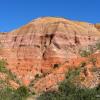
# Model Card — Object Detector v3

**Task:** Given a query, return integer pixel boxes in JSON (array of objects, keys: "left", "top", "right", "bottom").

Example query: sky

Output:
[{"left": 0, "top": 0, "right": 100, "bottom": 32}]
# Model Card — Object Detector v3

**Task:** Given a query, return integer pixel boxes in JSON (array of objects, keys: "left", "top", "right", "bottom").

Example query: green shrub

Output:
[
  {"left": 0, "top": 60, "right": 7, "bottom": 73},
  {"left": 0, "top": 86, "right": 30, "bottom": 100},
  {"left": 37, "top": 91, "right": 60, "bottom": 100},
  {"left": 12, "top": 86, "right": 29, "bottom": 100},
  {"left": 90, "top": 58, "right": 97, "bottom": 66},
  {"left": 96, "top": 42, "right": 100, "bottom": 50},
  {"left": 66, "top": 68, "right": 81, "bottom": 81},
  {"left": 80, "top": 49, "right": 91, "bottom": 57},
  {"left": 0, "top": 86, "right": 15, "bottom": 100},
  {"left": 0, "top": 60, "right": 21, "bottom": 84}
]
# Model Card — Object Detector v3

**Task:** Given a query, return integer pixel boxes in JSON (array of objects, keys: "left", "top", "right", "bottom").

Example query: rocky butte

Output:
[{"left": 0, "top": 17, "right": 100, "bottom": 93}]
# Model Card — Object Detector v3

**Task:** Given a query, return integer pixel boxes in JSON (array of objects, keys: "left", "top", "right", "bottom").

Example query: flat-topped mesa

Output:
[{"left": 0, "top": 17, "right": 100, "bottom": 85}]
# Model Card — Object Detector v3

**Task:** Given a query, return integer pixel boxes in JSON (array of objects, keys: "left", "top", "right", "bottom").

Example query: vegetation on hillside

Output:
[
  {"left": 79, "top": 41, "right": 100, "bottom": 57},
  {"left": 0, "top": 60, "right": 32, "bottom": 100},
  {"left": 37, "top": 66, "right": 100, "bottom": 100},
  {"left": 0, "top": 60, "right": 21, "bottom": 85},
  {"left": 0, "top": 86, "right": 30, "bottom": 100}
]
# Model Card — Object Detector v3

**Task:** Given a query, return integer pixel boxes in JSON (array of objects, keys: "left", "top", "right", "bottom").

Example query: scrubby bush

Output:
[
  {"left": 66, "top": 67, "right": 82, "bottom": 80},
  {"left": 96, "top": 42, "right": 100, "bottom": 50},
  {"left": 37, "top": 91, "right": 61, "bottom": 100},
  {"left": 79, "top": 44, "right": 96, "bottom": 57},
  {"left": 0, "top": 60, "right": 21, "bottom": 85},
  {"left": 0, "top": 86, "right": 30, "bottom": 100},
  {"left": 90, "top": 58, "right": 97, "bottom": 66},
  {"left": 79, "top": 49, "right": 91, "bottom": 57},
  {"left": 0, "top": 60, "right": 7, "bottom": 73},
  {"left": 0, "top": 86, "right": 14, "bottom": 100},
  {"left": 11, "top": 86, "right": 29, "bottom": 100}
]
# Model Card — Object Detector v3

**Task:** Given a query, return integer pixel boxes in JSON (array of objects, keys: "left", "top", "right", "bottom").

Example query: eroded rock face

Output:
[{"left": 0, "top": 17, "right": 100, "bottom": 86}]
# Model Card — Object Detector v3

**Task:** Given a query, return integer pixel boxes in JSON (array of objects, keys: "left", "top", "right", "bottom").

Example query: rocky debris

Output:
[
  {"left": 9, "top": 80, "right": 19, "bottom": 89},
  {"left": 79, "top": 68, "right": 100, "bottom": 88},
  {"left": 0, "top": 72, "right": 7, "bottom": 80},
  {"left": 0, "top": 72, "right": 19, "bottom": 89}
]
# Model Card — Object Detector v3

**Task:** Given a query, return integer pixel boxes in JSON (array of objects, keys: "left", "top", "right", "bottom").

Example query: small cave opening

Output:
[
  {"left": 88, "top": 36, "right": 91, "bottom": 40},
  {"left": 53, "top": 63, "right": 60, "bottom": 69}
]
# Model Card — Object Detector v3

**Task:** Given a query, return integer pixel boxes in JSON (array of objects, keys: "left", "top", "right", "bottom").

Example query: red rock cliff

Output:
[{"left": 0, "top": 17, "right": 100, "bottom": 86}]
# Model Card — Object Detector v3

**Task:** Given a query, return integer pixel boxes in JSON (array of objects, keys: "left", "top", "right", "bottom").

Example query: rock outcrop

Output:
[{"left": 0, "top": 17, "right": 100, "bottom": 92}]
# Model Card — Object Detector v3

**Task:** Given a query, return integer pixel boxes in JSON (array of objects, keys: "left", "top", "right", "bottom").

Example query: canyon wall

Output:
[{"left": 0, "top": 17, "right": 100, "bottom": 88}]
